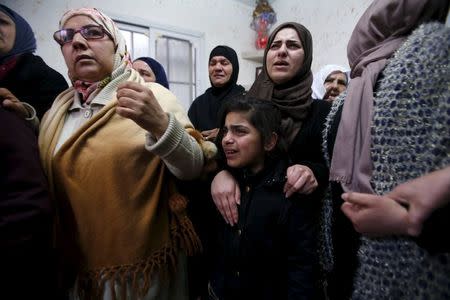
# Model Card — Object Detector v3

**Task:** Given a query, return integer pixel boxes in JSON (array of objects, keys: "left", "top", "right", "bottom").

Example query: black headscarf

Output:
[
  {"left": 188, "top": 45, "right": 245, "bottom": 131},
  {"left": 0, "top": 5, "right": 37, "bottom": 64},
  {"left": 134, "top": 57, "right": 170, "bottom": 89}
]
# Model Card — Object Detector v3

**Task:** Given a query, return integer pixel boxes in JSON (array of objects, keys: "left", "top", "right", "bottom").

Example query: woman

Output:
[
  {"left": 133, "top": 57, "right": 169, "bottom": 89},
  {"left": 186, "top": 45, "right": 245, "bottom": 299},
  {"left": 39, "top": 7, "right": 207, "bottom": 299},
  {"left": 322, "top": 0, "right": 450, "bottom": 298},
  {"left": 210, "top": 96, "right": 317, "bottom": 299},
  {"left": 311, "top": 64, "right": 348, "bottom": 102},
  {"left": 212, "top": 22, "right": 330, "bottom": 227},
  {"left": 188, "top": 45, "right": 245, "bottom": 141},
  {"left": 0, "top": 4, "right": 67, "bottom": 119}
]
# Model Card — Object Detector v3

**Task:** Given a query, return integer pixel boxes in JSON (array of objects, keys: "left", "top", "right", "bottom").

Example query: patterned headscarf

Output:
[
  {"left": 0, "top": 4, "right": 36, "bottom": 63},
  {"left": 58, "top": 8, "right": 131, "bottom": 102},
  {"left": 330, "top": 0, "right": 449, "bottom": 193}
]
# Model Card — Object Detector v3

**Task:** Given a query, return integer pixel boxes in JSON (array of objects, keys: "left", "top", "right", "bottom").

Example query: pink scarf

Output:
[
  {"left": 330, "top": 0, "right": 449, "bottom": 194},
  {"left": 73, "top": 80, "right": 100, "bottom": 104}
]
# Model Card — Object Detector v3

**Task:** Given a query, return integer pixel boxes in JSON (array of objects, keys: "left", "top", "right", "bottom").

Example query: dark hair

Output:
[{"left": 217, "top": 95, "right": 287, "bottom": 159}]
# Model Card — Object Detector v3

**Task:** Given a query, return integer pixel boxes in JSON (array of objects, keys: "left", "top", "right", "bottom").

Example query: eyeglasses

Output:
[{"left": 53, "top": 25, "right": 113, "bottom": 46}]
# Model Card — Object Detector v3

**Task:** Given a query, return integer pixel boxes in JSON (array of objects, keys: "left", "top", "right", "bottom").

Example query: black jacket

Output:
[
  {"left": 0, "top": 53, "right": 68, "bottom": 119},
  {"left": 210, "top": 159, "right": 319, "bottom": 300},
  {"left": 0, "top": 107, "right": 55, "bottom": 297}
]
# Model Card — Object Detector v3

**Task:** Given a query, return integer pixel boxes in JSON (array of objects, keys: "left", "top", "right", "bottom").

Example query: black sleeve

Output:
[
  {"left": 290, "top": 101, "right": 331, "bottom": 193},
  {"left": 30, "top": 56, "right": 68, "bottom": 119},
  {"left": 287, "top": 198, "right": 319, "bottom": 299},
  {"left": 0, "top": 108, "right": 55, "bottom": 296},
  {"left": 416, "top": 204, "right": 450, "bottom": 253},
  {"left": 188, "top": 101, "right": 198, "bottom": 128}
]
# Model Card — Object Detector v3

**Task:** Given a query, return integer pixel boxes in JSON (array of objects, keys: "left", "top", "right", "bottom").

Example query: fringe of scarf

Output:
[{"left": 75, "top": 192, "right": 202, "bottom": 299}]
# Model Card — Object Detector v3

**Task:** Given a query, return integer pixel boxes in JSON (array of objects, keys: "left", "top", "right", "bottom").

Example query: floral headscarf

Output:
[{"left": 58, "top": 8, "right": 132, "bottom": 102}]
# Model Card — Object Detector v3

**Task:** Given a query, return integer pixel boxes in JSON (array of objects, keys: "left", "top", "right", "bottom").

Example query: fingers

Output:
[
  {"left": 212, "top": 193, "right": 238, "bottom": 226},
  {"left": 406, "top": 205, "right": 427, "bottom": 237},
  {"left": 0, "top": 87, "right": 15, "bottom": 99},
  {"left": 0, "top": 89, "right": 28, "bottom": 119},
  {"left": 201, "top": 128, "right": 219, "bottom": 141},
  {"left": 341, "top": 202, "right": 359, "bottom": 221},
  {"left": 341, "top": 192, "right": 375, "bottom": 207},
  {"left": 284, "top": 165, "right": 318, "bottom": 197},
  {"left": 211, "top": 170, "right": 240, "bottom": 226}
]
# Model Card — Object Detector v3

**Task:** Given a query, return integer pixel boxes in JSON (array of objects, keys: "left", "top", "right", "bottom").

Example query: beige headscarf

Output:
[{"left": 330, "top": 0, "right": 449, "bottom": 193}]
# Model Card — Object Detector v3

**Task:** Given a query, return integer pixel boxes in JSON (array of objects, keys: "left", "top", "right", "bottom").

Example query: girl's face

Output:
[
  {"left": 221, "top": 111, "right": 267, "bottom": 174},
  {"left": 266, "top": 27, "right": 304, "bottom": 85}
]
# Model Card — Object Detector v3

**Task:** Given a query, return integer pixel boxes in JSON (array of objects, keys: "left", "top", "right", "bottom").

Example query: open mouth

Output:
[
  {"left": 224, "top": 149, "right": 238, "bottom": 158},
  {"left": 274, "top": 61, "right": 289, "bottom": 66}
]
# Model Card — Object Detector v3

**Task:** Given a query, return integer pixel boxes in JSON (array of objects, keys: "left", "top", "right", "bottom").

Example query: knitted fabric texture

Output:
[
  {"left": 322, "top": 22, "right": 450, "bottom": 300},
  {"left": 351, "top": 22, "right": 450, "bottom": 300}
]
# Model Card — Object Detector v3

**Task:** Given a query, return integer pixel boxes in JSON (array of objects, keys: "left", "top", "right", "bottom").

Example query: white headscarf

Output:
[{"left": 311, "top": 64, "right": 349, "bottom": 99}]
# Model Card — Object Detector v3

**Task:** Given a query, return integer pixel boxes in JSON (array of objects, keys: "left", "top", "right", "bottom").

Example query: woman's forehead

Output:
[
  {"left": 273, "top": 27, "right": 300, "bottom": 41},
  {"left": 63, "top": 15, "right": 97, "bottom": 27},
  {"left": 0, "top": 10, "right": 14, "bottom": 23}
]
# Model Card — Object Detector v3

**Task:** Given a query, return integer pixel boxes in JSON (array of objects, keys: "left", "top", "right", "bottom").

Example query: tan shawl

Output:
[{"left": 39, "top": 70, "right": 200, "bottom": 298}]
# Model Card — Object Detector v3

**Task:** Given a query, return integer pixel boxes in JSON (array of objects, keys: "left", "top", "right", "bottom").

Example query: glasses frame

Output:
[{"left": 53, "top": 25, "right": 113, "bottom": 46}]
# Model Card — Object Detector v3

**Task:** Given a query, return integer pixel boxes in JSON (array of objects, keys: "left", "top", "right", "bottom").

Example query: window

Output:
[{"left": 115, "top": 20, "right": 204, "bottom": 111}]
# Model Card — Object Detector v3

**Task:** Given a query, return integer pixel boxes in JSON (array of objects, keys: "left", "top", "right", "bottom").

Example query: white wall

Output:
[
  {"left": 271, "top": 0, "right": 372, "bottom": 73},
  {"left": 4, "top": 0, "right": 372, "bottom": 90}
]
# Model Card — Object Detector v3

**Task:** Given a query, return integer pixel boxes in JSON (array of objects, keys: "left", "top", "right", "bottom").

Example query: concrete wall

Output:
[{"left": 4, "top": 0, "right": 372, "bottom": 90}]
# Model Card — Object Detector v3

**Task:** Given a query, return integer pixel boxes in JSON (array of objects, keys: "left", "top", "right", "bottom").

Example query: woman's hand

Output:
[
  {"left": 0, "top": 88, "right": 29, "bottom": 119},
  {"left": 116, "top": 82, "right": 169, "bottom": 139},
  {"left": 341, "top": 167, "right": 450, "bottom": 237},
  {"left": 211, "top": 170, "right": 240, "bottom": 226},
  {"left": 387, "top": 167, "right": 450, "bottom": 236},
  {"left": 283, "top": 164, "right": 318, "bottom": 197},
  {"left": 201, "top": 128, "right": 219, "bottom": 142},
  {"left": 341, "top": 192, "right": 409, "bottom": 237}
]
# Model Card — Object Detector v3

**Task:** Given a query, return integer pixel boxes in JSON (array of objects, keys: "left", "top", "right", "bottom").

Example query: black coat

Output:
[
  {"left": 188, "top": 84, "right": 245, "bottom": 131},
  {"left": 0, "top": 53, "right": 68, "bottom": 119},
  {"left": 210, "top": 159, "right": 319, "bottom": 300},
  {"left": 289, "top": 100, "right": 331, "bottom": 192},
  {"left": 0, "top": 107, "right": 55, "bottom": 297}
]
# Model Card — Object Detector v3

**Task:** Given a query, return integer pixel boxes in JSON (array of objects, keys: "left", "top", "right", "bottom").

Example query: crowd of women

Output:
[{"left": 1, "top": 0, "right": 449, "bottom": 299}]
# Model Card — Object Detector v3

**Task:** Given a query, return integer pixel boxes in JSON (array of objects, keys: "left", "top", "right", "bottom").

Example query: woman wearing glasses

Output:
[{"left": 40, "top": 7, "right": 208, "bottom": 299}]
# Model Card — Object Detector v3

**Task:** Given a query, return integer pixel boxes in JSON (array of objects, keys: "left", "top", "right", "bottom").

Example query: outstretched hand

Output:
[{"left": 116, "top": 82, "right": 169, "bottom": 139}]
